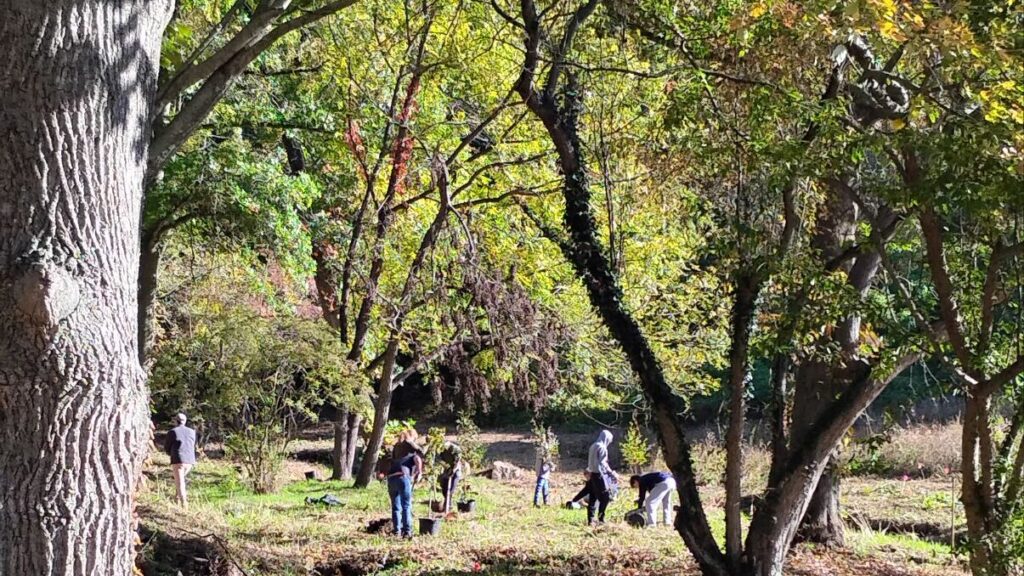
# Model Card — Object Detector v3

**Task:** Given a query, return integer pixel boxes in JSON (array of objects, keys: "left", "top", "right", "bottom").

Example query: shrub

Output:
[
  {"left": 151, "top": 308, "right": 364, "bottom": 493},
  {"left": 621, "top": 420, "right": 650, "bottom": 474},
  {"left": 456, "top": 412, "right": 486, "bottom": 471},
  {"left": 532, "top": 422, "right": 560, "bottom": 473},
  {"left": 692, "top": 434, "right": 727, "bottom": 487},
  {"left": 382, "top": 419, "right": 418, "bottom": 454},
  {"left": 225, "top": 425, "right": 287, "bottom": 494}
]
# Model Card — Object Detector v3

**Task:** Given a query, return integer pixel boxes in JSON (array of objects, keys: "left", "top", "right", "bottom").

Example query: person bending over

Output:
[
  {"left": 378, "top": 433, "right": 424, "bottom": 538},
  {"left": 630, "top": 471, "right": 676, "bottom": 526},
  {"left": 437, "top": 441, "right": 463, "bottom": 514}
]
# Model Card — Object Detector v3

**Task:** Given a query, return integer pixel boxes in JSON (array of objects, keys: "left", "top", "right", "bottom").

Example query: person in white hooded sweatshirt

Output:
[{"left": 585, "top": 430, "right": 616, "bottom": 525}]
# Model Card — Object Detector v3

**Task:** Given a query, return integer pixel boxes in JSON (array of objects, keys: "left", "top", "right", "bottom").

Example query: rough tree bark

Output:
[
  {"left": 0, "top": 2, "right": 171, "bottom": 574},
  {"left": 792, "top": 180, "right": 896, "bottom": 546},
  {"left": 790, "top": 185, "right": 859, "bottom": 546}
]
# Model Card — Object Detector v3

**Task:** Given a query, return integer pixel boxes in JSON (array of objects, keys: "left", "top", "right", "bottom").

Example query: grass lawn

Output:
[{"left": 138, "top": 449, "right": 969, "bottom": 576}]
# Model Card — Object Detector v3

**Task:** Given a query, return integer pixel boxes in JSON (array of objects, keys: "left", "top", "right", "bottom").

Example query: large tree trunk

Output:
[
  {"left": 744, "top": 351, "right": 921, "bottom": 576},
  {"left": 0, "top": 2, "right": 170, "bottom": 574},
  {"left": 791, "top": 180, "right": 874, "bottom": 546},
  {"left": 799, "top": 461, "right": 844, "bottom": 545},
  {"left": 790, "top": 360, "right": 846, "bottom": 547}
]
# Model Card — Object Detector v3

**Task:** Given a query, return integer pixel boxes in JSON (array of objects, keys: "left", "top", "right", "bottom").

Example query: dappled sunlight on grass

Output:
[{"left": 139, "top": 454, "right": 969, "bottom": 576}]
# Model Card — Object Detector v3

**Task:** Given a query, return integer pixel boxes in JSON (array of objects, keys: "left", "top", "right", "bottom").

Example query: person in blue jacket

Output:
[{"left": 377, "top": 432, "right": 424, "bottom": 538}]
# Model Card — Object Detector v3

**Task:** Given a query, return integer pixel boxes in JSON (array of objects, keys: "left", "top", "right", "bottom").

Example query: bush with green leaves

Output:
[
  {"left": 621, "top": 420, "right": 650, "bottom": 474},
  {"left": 382, "top": 419, "right": 419, "bottom": 454},
  {"left": 456, "top": 412, "right": 486, "bottom": 471},
  {"left": 532, "top": 422, "right": 560, "bottom": 473},
  {"left": 151, "top": 308, "right": 364, "bottom": 493}
]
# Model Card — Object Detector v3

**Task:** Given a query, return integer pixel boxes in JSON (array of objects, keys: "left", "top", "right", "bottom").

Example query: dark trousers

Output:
[
  {"left": 439, "top": 471, "right": 459, "bottom": 513},
  {"left": 586, "top": 472, "right": 610, "bottom": 524}
]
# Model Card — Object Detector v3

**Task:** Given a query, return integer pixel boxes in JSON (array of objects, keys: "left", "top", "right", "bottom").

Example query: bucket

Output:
[
  {"left": 418, "top": 517, "right": 443, "bottom": 536},
  {"left": 457, "top": 499, "right": 476, "bottom": 513}
]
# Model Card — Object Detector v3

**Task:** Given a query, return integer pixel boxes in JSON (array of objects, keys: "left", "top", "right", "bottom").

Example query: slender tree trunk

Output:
[
  {"left": 137, "top": 234, "right": 162, "bottom": 365},
  {"left": 331, "top": 408, "right": 351, "bottom": 481},
  {"left": 311, "top": 241, "right": 362, "bottom": 480},
  {"left": 962, "top": 391, "right": 995, "bottom": 575},
  {"left": 0, "top": 2, "right": 170, "bottom": 574},
  {"left": 354, "top": 341, "right": 400, "bottom": 487},
  {"left": 725, "top": 274, "right": 761, "bottom": 570},
  {"left": 346, "top": 413, "right": 362, "bottom": 476}
]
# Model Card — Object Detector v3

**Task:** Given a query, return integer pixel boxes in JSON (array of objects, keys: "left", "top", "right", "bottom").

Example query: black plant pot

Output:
[
  {"left": 419, "top": 517, "right": 443, "bottom": 536},
  {"left": 457, "top": 500, "right": 476, "bottom": 513}
]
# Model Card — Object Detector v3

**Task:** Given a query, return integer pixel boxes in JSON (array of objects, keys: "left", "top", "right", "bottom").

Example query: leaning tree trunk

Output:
[
  {"left": 354, "top": 340, "right": 400, "bottom": 488},
  {"left": 790, "top": 360, "right": 846, "bottom": 546},
  {"left": 0, "top": 2, "right": 170, "bottom": 574}
]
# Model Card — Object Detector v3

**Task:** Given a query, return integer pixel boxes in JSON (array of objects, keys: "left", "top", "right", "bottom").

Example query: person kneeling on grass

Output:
[
  {"left": 564, "top": 471, "right": 591, "bottom": 509},
  {"left": 378, "top": 447, "right": 423, "bottom": 538},
  {"left": 630, "top": 471, "right": 676, "bottom": 527}
]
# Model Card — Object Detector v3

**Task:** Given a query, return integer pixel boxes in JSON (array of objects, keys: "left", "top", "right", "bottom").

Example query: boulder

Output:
[{"left": 480, "top": 460, "right": 525, "bottom": 482}]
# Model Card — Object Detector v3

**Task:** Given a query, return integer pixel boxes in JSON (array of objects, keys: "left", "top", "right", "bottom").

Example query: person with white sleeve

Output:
[{"left": 630, "top": 471, "right": 676, "bottom": 526}]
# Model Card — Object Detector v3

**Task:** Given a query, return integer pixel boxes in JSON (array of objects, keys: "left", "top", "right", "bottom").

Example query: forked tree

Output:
[{"left": 506, "top": 2, "right": 923, "bottom": 575}]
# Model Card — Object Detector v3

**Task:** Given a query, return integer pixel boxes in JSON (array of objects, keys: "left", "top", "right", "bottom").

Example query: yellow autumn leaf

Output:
[{"left": 750, "top": 3, "right": 767, "bottom": 18}]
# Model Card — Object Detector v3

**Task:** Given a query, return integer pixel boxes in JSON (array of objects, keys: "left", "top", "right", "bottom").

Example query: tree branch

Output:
[{"left": 919, "top": 207, "right": 978, "bottom": 375}]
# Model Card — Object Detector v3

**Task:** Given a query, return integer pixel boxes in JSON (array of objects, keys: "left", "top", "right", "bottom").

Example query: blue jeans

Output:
[
  {"left": 388, "top": 475, "right": 413, "bottom": 536},
  {"left": 534, "top": 477, "right": 550, "bottom": 506}
]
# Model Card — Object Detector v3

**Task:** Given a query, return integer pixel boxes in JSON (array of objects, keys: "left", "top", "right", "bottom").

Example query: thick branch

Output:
[{"left": 918, "top": 207, "right": 977, "bottom": 374}]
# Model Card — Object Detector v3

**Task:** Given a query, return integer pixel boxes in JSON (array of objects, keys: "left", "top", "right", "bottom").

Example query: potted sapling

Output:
[
  {"left": 457, "top": 477, "right": 476, "bottom": 513},
  {"left": 418, "top": 427, "right": 446, "bottom": 536}
]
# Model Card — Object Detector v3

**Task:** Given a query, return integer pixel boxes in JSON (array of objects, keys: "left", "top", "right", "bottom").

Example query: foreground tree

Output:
[{"left": 0, "top": 1, "right": 171, "bottom": 574}]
